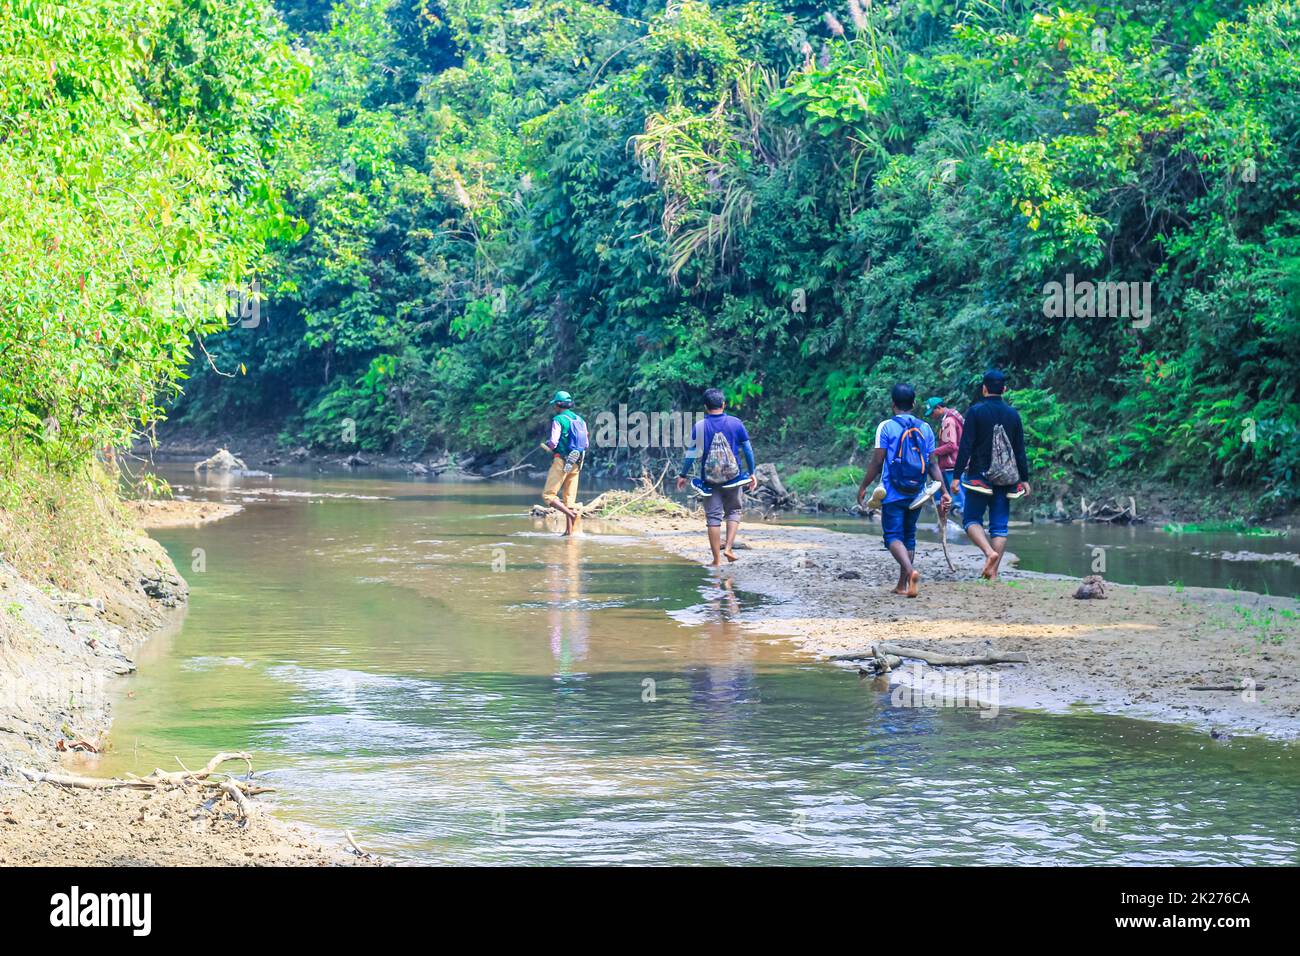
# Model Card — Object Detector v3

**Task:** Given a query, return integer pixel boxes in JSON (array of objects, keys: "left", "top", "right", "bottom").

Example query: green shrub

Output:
[{"left": 785, "top": 466, "right": 864, "bottom": 495}]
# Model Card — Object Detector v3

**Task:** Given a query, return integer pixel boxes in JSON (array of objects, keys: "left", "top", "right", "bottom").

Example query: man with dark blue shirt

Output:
[{"left": 951, "top": 369, "right": 1032, "bottom": 581}]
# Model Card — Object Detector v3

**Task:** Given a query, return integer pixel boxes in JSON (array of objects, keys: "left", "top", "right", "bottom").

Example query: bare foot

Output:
[
  {"left": 723, "top": 549, "right": 738, "bottom": 562},
  {"left": 892, "top": 585, "right": 908, "bottom": 595},
  {"left": 981, "top": 552, "right": 999, "bottom": 579},
  {"left": 906, "top": 570, "right": 920, "bottom": 598}
]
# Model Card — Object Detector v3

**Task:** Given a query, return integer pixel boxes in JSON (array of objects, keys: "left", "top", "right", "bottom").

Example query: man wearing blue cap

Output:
[{"left": 540, "top": 390, "right": 588, "bottom": 535}]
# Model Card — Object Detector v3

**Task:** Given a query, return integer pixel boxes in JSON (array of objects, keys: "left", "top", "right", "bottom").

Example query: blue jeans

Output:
[
  {"left": 963, "top": 486, "right": 1010, "bottom": 538},
  {"left": 881, "top": 500, "right": 919, "bottom": 551},
  {"left": 936, "top": 469, "right": 964, "bottom": 512}
]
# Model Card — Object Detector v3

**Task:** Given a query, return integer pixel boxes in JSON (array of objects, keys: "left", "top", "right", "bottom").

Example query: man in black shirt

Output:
[{"left": 951, "top": 369, "right": 1032, "bottom": 581}]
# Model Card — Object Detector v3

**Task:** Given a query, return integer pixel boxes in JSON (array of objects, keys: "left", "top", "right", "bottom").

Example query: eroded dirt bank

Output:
[
  {"left": 606, "top": 511, "right": 1300, "bottom": 740},
  {"left": 0, "top": 499, "right": 360, "bottom": 866}
]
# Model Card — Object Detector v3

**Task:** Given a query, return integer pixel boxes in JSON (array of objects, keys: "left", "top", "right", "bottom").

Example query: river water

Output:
[{"left": 94, "top": 470, "right": 1299, "bottom": 864}]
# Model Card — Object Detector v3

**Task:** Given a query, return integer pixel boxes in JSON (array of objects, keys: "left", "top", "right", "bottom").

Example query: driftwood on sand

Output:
[
  {"left": 750, "top": 463, "right": 797, "bottom": 510},
  {"left": 17, "top": 751, "right": 270, "bottom": 829},
  {"left": 829, "top": 643, "right": 1030, "bottom": 667},
  {"left": 530, "top": 466, "right": 686, "bottom": 521}
]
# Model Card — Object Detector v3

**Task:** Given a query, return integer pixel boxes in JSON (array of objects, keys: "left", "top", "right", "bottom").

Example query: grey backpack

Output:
[
  {"left": 704, "top": 431, "right": 741, "bottom": 485},
  {"left": 986, "top": 424, "right": 1020, "bottom": 486}
]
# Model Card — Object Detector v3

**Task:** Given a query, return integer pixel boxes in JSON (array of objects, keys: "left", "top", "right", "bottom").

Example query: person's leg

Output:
[
  {"left": 704, "top": 492, "right": 724, "bottom": 566},
  {"left": 721, "top": 486, "right": 743, "bottom": 560},
  {"left": 564, "top": 466, "right": 582, "bottom": 534},
  {"left": 542, "top": 457, "right": 578, "bottom": 533},
  {"left": 903, "top": 506, "right": 921, "bottom": 596},
  {"left": 707, "top": 526, "right": 723, "bottom": 566},
  {"left": 962, "top": 491, "right": 999, "bottom": 577},
  {"left": 882, "top": 501, "right": 913, "bottom": 594},
  {"left": 985, "top": 489, "right": 1011, "bottom": 580}
]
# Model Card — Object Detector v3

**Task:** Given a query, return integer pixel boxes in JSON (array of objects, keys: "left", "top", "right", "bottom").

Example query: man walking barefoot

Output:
[
  {"left": 857, "top": 383, "right": 951, "bottom": 597},
  {"left": 951, "top": 369, "right": 1031, "bottom": 581},
  {"left": 676, "top": 388, "right": 758, "bottom": 568}
]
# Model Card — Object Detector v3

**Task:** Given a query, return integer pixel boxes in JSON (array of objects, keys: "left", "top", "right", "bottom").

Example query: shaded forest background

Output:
[{"left": 4, "top": 1, "right": 1299, "bottom": 512}]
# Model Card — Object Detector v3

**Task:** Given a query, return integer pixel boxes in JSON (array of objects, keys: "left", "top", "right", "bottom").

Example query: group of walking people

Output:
[{"left": 538, "top": 369, "right": 1031, "bottom": 593}]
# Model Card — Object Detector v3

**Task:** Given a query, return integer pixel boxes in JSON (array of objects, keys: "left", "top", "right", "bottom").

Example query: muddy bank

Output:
[
  {"left": 608, "top": 510, "right": 1300, "bottom": 740},
  {"left": 0, "top": 498, "right": 360, "bottom": 866},
  {"left": 0, "top": 774, "right": 363, "bottom": 866}
]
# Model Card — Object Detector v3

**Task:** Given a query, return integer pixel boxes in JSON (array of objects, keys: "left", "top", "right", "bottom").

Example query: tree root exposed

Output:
[{"left": 17, "top": 751, "right": 272, "bottom": 829}]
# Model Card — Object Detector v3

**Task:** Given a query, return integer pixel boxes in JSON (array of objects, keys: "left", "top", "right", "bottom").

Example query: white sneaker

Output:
[
  {"left": 908, "top": 479, "right": 943, "bottom": 510},
  {"left": 863, "top": 485, "right": 886, "bottom": 512}
]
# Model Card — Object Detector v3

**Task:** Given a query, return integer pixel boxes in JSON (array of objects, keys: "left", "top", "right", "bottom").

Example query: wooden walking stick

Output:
[{"left": 934, "top": 497, "right": 956, "bottom": 572}]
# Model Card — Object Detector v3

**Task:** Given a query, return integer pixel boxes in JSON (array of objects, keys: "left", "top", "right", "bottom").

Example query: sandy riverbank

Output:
[
  {"left": 128, "top": 499, "right": 244, "bottom": 529},
  {"left": 0, "top": 499, "right": 364, "bottom": 866},
  {"left": 606, "top": 509, "right": 1300, "bottom": 740}
]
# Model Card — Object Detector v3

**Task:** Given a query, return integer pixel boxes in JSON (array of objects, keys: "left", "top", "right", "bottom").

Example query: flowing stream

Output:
[{"left": 93, "top": 469, "right": 1299, "bottom": 864}]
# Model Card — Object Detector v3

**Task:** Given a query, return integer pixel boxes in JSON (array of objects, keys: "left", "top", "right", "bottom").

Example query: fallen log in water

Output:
[{"left": 830, "top": 643, "right": 1029, "bottom": 666}]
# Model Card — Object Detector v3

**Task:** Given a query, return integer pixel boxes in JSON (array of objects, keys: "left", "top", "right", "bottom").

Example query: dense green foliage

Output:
[
  {"left": 8, "top": 0, "right": 1296, "bottom": 511},
  {"left": 0, "top": 0, "right": 305, "bottom": 470}
]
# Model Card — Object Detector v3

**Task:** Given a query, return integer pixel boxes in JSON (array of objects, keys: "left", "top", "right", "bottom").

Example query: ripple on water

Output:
[{"left": 100, "top": 479, "right": 1300, "bottom": 865}]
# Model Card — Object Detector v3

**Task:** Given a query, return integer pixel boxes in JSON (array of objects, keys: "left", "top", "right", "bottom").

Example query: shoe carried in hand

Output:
[
  {"left": 908, "top": 479, "right": 943, "bottom": 511},
  {"left": 1005, "top": 482, "right": 1030, "bottom": 499},
  {"left": 961, "top": 477, "right": 993, "bottom": 495},
  {"left": 862, "top": 485, "right": 886, "bottom": 512}
]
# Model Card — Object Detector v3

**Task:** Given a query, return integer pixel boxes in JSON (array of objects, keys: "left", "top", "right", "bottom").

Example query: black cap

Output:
[{"left": 983, "top": 369, "right": 1007, "bottom": 393}]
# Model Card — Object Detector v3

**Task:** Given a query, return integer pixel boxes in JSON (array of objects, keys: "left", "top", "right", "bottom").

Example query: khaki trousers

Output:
[{"left": 542, "top": 455, "right": 580, "bottom": 509}]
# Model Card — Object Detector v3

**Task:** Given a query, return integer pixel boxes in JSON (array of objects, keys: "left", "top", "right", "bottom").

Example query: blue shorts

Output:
[
  {"left": 880, "top": 500, "right": 919, "bottom": 551},
  {"left": 937, "top": 469, "right": 964, "bottom": 512},
  {"left": 963, "top": 487, "right": 1011, "bottom": 538}
]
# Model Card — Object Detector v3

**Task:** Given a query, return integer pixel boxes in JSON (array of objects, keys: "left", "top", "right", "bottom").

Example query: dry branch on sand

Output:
[
  {"left": 829, "top": 643, "right": 1030, "bottom": 673},
  {"left": 17, "top": 751, "right": 271, "bottom": 829},
  {"left": 531, "top": 467, "right": 690, "bottom": 521}
]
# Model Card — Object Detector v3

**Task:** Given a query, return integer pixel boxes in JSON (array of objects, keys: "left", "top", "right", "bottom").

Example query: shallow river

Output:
[{"left": 94, "top": 470, "right": 1299, "bottom": 864}]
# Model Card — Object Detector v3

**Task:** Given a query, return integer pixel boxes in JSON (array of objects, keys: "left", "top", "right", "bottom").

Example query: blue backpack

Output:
[
  {"left": 556, "top": 410, "right": 589, "bottom": 453},
  {"left": 888, "top": 415, "right": 929, "bottom": 494}
]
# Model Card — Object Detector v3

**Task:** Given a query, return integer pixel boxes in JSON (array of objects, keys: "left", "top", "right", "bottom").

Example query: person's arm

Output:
[
  {"left": 739, "top": 439, "right": 757, "bottom": 490},
  {"left": 857, "top": 422, "right": 888, "bottom": 504},
  {"left": 857, "top": 448, "right": 886, "bottom": 502},
  {"left": 927, "top": 451, "right": 952, "bottom": 514},
  {"left": 927, "top": 455, "right": 946, "bottom": 484},
  {"left": 924, "top": 425, "right": 951, "bottom": 507},
  {"left": 934, "top": 416, "right": 958, "bottom": 459},
  {"left": 738, "top": 440, "right": 756, "bottom": 472},
  {"left": 951, "top": 408, "right": 975, "bottom": 486},
  {"left": 1011, "top": 412, "right": 1031, "bottom": 493},
  {"left": 541, "top": 417, "right": 560, "bottom": 452}
]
